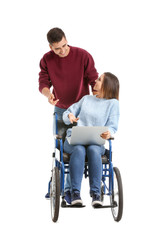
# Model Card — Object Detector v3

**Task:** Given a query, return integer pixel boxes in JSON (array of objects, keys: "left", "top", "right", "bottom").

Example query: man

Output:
[
  {"left": 39, "top": 27, "right": 98, "bottom": 203},
  {"left": 39, "top": 27, "right": 98, "bottom": 118}
]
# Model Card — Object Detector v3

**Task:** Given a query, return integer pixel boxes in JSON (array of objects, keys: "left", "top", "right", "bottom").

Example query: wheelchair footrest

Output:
[
  {"left": 65, "top": 205, "right": 86, "bottom": 208},
  {"left": 93, "top": 202, "right": 117, "bottom": 209}
]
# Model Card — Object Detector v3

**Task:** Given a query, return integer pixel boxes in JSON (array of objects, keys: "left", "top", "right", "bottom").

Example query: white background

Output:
[{"left": 0, "top": 0, "right": 160, "bottom": 239}]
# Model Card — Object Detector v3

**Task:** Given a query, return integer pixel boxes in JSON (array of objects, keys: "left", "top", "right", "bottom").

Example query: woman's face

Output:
[{"left": 93, "top": 74, "right": 104, "bottom": 95}]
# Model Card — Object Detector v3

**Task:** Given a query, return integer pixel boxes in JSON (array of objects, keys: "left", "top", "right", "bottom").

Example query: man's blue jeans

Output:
[
  {"left": 54, "top": 106, "right": 71, "bottom": 192},
  {"left": 64, "top": 139, "right": 105, "bottom": 196}
]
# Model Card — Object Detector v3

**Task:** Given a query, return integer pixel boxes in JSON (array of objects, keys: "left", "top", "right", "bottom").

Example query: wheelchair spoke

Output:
[{"left": 114, "top": 191, "right": 119, "bottom": 196}]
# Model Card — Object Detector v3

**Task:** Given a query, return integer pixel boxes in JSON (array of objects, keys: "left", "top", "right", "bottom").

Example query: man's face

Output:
[{"left": 50, "top": 37, "right": 70, "bottom": 57}]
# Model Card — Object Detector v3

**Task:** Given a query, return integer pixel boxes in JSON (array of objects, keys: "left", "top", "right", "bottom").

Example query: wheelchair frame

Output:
[{"left": 46, "top": 113, "right": 123, "bottom": 223}]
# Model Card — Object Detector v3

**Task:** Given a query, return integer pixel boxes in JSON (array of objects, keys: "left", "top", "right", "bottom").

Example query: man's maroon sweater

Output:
[{"left": 39, "top": 46, "right": 98, "bottom": 109}]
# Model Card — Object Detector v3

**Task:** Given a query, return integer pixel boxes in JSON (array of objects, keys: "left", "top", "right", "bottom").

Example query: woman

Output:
[{"left": 62, "top": 72, "right": 120, "bottom": 207}]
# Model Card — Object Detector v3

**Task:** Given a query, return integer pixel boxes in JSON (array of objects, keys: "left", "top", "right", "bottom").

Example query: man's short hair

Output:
[{"left": 47, "top": 28, "right": 66, "bottom": 44}]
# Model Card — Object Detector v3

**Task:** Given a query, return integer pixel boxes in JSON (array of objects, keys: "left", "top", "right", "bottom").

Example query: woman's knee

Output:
[
  {"left": 87, "top": 145, "right": 101, "bottom": 156},
  {"left": 73, "top": 145, "right": 86, "bottom": 157},
  {"left": 87, "top": 145, "right": 105, "bottom": 156}
]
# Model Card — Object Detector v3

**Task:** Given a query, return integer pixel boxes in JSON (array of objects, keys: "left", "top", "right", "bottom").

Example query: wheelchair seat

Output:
[{"left": 62, "top": 150, "right": 110, "bottom": 164}]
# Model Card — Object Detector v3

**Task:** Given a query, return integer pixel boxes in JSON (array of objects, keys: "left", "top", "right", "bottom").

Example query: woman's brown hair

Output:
[{"left": 101, "top": 72, "right": 119, "bottom": 100}]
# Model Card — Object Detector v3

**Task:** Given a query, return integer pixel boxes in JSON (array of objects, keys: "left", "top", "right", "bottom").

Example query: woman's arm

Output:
[
  {"left": 62, "top": 96, "right": 85, "bottom": 125},
  {"left": 103, "top": 100, "right": 120, "bottom": 137}
]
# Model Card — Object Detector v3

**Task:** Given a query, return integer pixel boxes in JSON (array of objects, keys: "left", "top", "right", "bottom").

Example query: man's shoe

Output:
[
  {"left": 92, "top": 193, "right": 103, "bottom": 207},
  {"left": 71, "top": 191, "right": 83, "bottom": 206},
  {"left": 64, "top": 191, "right": 71, "bottom": 204},
  {"left": 45, "top": 193, "right": 50, "bottom": 199}
]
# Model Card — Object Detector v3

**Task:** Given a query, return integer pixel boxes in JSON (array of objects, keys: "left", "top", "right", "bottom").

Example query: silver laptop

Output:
[{"left": 67, "top": 126, "right": 108, "bottom": 145}]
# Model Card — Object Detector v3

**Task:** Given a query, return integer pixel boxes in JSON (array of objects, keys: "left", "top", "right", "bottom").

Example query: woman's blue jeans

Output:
[{"left": 64, "top": 139, "right": 105, "bottom": 196}]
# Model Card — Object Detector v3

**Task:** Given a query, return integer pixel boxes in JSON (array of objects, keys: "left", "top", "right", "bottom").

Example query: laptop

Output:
[{"left": 67, "top": 126, "right": 108, "bottom": 145}]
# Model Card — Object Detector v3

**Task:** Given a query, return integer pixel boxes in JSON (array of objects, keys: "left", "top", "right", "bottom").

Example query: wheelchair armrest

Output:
[
  {"left": 109, "top": 136, "right": 114, "bottom": 140},
  {"left": 54, "top": 134, "right": 63, "bottom": 140}
]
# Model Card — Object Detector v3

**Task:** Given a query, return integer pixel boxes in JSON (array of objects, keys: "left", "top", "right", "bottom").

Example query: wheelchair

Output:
[{"left": 45, "top": 113, "right": 123, "bottom": 222}]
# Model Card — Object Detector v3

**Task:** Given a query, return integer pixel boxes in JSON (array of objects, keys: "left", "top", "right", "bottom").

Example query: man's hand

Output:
[
  {"left": 68, "top": 113, "right": 79, "bottom": 124},
  {"left": 48, "top": 93, "right": 59, "bottom": 105},
  {"left": 42, "top": 88, "right": 59, "bottom": 106},
  {"left": 100, "top": 131, "right": 111, "bottom": 140}
]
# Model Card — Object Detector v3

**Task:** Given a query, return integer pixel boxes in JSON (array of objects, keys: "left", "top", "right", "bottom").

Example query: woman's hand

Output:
[
  {"left": 68, "top": 113, "right": 79, "bottom": 124},
  {"left": 100, "top": 131, "right": 111, "bottom": 140}
]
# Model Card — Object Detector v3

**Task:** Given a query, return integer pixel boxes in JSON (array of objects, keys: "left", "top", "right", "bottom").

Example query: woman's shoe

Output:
[
  {"left": 92, "top": 193, "right": 103, "bottom": 207},
  {"left": 64, "top": 191, "right": 71, "bottom": 204},
  {"left": 71, "top": 191, "right": 83, "bottom": 206}
]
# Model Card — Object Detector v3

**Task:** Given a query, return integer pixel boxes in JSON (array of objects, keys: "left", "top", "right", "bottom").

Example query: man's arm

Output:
[
  {"left": 39, "top": 56, "right": 59, "bottom": 106},
  {"left": 84, "top": 51, "right": 98, "bottom": 94}
]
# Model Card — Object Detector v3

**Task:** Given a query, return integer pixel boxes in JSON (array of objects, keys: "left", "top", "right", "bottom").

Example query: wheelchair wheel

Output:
[
  {"left": 110, "top": 167, "right": 123, "bottom": 222},
  {"left": 101, "top": 184, "right": 105, "bottom": 202},
  {"left": 50, "top": 167, "right": 60, "bottom": 222}
]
